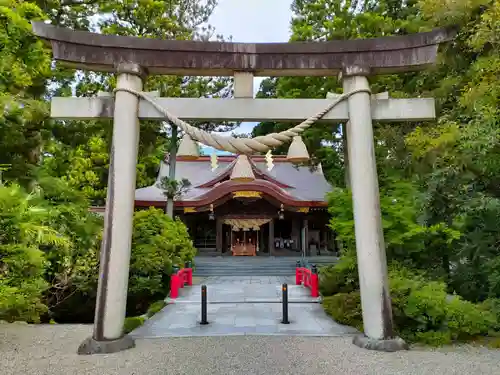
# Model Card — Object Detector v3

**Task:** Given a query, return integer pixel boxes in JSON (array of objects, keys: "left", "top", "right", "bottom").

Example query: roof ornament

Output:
[
  {"left": 210, "top": 151, "right": 218, "bottom": 171},
  {"left": 177, "top": 134, "right": 200, "bottom": 159},
  {"left": 230, "top": 155, "right": 255, "bottom": 182},
  {"left": 265, "top": 150, "right": 274, "bottom": 171},
  {"left": 287, "top": 136, "right": 310, "bottom": 163}
]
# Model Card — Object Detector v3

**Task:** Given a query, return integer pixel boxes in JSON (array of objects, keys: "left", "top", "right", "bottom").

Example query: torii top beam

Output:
[{"left": 32, "top": 22, "right": 454, "bottom": 77}]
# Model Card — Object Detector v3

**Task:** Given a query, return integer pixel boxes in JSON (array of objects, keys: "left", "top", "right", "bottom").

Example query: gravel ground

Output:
[{"left": 1, "top": 323, "right": 500, "bottom": 375}]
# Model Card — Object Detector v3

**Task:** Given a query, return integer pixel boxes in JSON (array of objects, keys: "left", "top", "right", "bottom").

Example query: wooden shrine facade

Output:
[{"left": 134, "top": 155, "right": 337, "bottom": 257}]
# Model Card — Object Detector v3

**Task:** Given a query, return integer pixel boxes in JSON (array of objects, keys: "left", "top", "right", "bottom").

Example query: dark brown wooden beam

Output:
[{"left": 32, "top": 22, "right": 454, "bottom": 76}]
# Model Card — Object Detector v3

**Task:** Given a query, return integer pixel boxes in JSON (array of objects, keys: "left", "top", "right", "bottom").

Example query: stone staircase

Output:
[{"left": 193, "top": 256, "right": 338, "bottom": 277}]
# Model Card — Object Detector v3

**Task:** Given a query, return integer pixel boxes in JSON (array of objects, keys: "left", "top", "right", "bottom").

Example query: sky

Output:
[{"left": 201, "top": 0, "right": 293, "bottom": 154}]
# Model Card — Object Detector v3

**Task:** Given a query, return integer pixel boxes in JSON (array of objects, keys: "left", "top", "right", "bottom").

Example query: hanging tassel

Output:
[
  {"left": 210, "top": 150, "right": 218, "bottom": 171},
  {"left": 265, "top": 150, "right": 274, "bottom": 171}
]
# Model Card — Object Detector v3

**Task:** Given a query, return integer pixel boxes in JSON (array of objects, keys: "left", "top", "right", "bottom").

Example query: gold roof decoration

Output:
[
  {"left": 230, "top": 154, "right": 255, "bottom": 182},
  {"left": 224, "top": 218, "right": 271, "bottom": 231}
]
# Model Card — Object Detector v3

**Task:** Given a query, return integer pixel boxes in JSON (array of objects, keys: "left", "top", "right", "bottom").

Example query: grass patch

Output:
[
  {"left": 146, "top": 300, "right": 167, "bottom": 318},
  {"left": 123, "top": 316, "right": 145, "bottom": 334}
]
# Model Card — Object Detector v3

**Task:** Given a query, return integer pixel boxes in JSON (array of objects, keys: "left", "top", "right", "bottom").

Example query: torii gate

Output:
[{"left": 32, "top": 22, "right": 453, "bottom": 354}]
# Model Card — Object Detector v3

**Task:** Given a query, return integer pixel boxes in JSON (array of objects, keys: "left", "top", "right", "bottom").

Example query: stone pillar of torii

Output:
[{"left": 32, "top": 22, "right": 454, "bottom": 354}]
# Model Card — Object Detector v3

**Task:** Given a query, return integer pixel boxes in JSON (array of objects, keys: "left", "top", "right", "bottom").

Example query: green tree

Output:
[
  {"left": 269, "top": 0, "right": 500, "bottom": 304},
  {"left": 0, "top": 183, "right": 70, "bottom": 322},
  {"left": 0, "top": 1, "right": 51, "bottom": 186},
  {"left": 40, "top": 0, "right": 237, "bottom": 203}
]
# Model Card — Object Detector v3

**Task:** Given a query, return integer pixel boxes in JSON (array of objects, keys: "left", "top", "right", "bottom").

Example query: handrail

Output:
[
  {"left": 295, "top": 265, "right": 319, "bottom": 297},
  {"left": 169, "top": 265, "right": 193, "bottom": 299}
]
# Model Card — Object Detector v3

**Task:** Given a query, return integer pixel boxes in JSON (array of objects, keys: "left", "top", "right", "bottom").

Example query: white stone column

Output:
[
  {"left": 342, "top": 122, "right": 350, "bottom": 188},
  {"left": 78, "top": 62, "right": 146, "bottom": 355},
  {"left": 341, "top": 67, "right": 398, "bottom": 347}
]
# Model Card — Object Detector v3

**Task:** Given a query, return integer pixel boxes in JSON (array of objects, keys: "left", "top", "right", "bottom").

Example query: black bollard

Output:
[
  {"left": 200, "top": 284, "right": 209, "bottom": 325},
  {"left": 281, "top": 283, "right": 290, "bottom": 324},
  {"left": 296, "top": 260, "right": 301, "bottom": 268},
  {"left": 311, "top": 264, "right": 318, "bottom": 274}
]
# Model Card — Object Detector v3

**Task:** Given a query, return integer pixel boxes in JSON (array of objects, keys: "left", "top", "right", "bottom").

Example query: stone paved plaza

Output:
[{"left": 132, "top": 276, "right": 357, "bottom": 338}]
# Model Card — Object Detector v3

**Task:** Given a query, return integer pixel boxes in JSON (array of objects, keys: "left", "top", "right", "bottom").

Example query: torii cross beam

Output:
[{"left": 32, "top": 22, "right": 454, "bottom": 354}]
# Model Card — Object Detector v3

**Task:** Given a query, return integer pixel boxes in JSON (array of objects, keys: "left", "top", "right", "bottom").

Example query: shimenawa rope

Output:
[{"left": 113, "top": 87, "right": 371, "bottom": 154}]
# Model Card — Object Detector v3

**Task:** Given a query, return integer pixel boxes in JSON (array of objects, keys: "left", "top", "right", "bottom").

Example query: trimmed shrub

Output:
[
  {"left": 322, "top": 292, "right": 363, "bottom": 331},
  {"left": 319, "top": 253, "right": 358, "bottom": 297},
  {"left": 390, "top": 266, "right": 497, "bottom": 341},
  {"left": 127, "top": 208, "right": 196, "bottom": 315},
  {"left": 479, "top": 298, "right": 500, "bottom": 331},
  {"left": 321, "top": 256, "right": 499, "bottom": 345}
]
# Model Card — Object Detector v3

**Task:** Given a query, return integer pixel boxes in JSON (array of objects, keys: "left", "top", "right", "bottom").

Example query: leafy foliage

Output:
[
  {"left": 157, "top": 177, "right": 192, "bottom": 200},
  {"left": 276, "top": 0, "right": 500, "bottom": 310},
  {"left": 0, "top": 182, "right": 195, "bottom": 322},
  {"left": 322, "top": 261, "right": 499, "bottom": 345},
  {"left": 128, "top": 207, "right": 196, "bottom": 314},
  {"left": 0, "top": 0, "right": 51, "bottom": 186},
  {"left": 323, "top": 291, "right": 363, "bottom": 331},
  {"left": 0, "top": 0, "right": 214, "bottom": 325},
  {"left": 0, "top": 184, "right": 61, "bottom": 322},
  {"left": 318, "top": 252, "right": 358, "bottom": 296}
]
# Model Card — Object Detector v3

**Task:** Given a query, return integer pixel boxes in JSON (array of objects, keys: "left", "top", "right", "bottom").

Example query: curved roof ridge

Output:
[
  {"left": 248, "top": 158, "right": 293, "bottom": 188},
  {"left": 192, "top": 180, "right": 307, "bottom": 207},
  {"left": 194, "top": 158, "right": 237, "bottom": 188}
]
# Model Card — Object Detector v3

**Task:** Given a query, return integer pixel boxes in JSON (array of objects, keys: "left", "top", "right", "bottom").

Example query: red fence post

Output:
[
  {"left": 187, "top": 268, "right": 193, "bottom": 286},
  {"left": 311, "top": 264, "right": 319, "bottom": 297},
  {"left": 180, "top": 270, "right": 186, "bottom": 288},
  {"left": 303, "top": 268, "right": 310, "bottom": 288},
  {"left": 311, "top": 273, "right": 319, "bottom": 297},
  {"left": 297, "top": 264, "right": 320, "bottom": 298},
  {"left": 170, "top": 273, "right": 179, "bottom": 299},
  {"left": 296, "top": 261, "right": 302, "bottom": 285}
]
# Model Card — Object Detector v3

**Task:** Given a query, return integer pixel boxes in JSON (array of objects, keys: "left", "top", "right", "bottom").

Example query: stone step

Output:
[{"left": 192, "top": 256, "right": 338, "bottom": 277}]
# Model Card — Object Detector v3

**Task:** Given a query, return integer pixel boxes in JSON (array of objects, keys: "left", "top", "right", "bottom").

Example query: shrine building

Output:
[{"left": 134, "top": 153, "right": 337, "bottom": 257}]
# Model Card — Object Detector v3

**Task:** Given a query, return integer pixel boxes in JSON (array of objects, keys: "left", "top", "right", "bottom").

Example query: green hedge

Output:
[
  {"left": 321, "top": 258, "right": 499, "bottom": 346},
  {"left": 322, "top": 291, "right": 363, "bottom": 331},
  {"left": 0, "top": 181, "right": 195, "bottom": 323},
  {"left": 127, "top": 208, "right": 196, "bottom": 315},
  {"left": 319, "top": 254, "right": 358, "bottom": 296}
]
